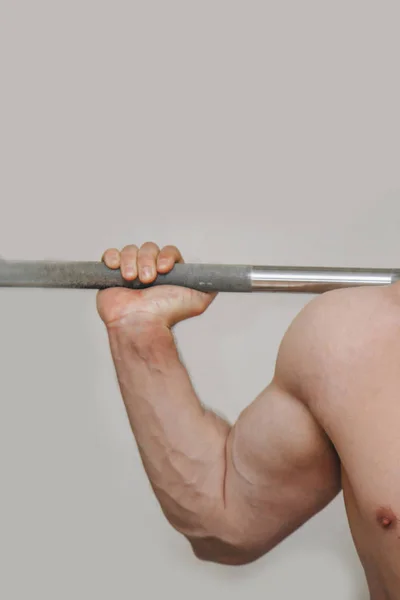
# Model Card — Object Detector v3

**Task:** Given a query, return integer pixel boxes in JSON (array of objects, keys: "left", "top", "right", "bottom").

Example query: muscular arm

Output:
[{"left": 106, "top": 312, "right": 341, "bottom": 565}]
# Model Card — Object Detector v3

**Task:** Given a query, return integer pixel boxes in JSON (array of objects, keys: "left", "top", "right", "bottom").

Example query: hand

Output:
[{"left": 96, "top": 242, "right": 218, "bottom": 329}]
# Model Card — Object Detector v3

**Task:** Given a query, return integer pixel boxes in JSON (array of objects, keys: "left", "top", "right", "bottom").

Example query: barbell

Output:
[{"left": 0, "top": 260, "right": 398, "bottom": 294}]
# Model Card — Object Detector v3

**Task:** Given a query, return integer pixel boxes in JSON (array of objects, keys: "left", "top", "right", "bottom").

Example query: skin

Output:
[{"left": 97, "top": 242, "right": 400, "bottom": 600}]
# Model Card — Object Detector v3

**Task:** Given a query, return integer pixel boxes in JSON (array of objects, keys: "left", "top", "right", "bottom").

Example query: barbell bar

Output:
[{"left": 0, "top": 260, "right": 399, "bottom": 293}]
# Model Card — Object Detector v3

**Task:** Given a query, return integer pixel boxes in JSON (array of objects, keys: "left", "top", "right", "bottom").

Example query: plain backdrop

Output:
[{"left": 1, "top": 1, "right": 399, "bottom": 598}]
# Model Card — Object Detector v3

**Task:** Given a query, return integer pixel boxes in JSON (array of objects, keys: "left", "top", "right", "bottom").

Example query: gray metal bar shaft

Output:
[
  {"left": 0, "top": 260, "right": 399, "bottom": 293},
  {"left": 251, "top": 266, "right": 400, "bottom": 293}
]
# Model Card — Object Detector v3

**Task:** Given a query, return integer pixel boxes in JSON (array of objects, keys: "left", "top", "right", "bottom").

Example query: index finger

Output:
[{"left": 157, "top": 245, "right": 185, "bottom": 272}]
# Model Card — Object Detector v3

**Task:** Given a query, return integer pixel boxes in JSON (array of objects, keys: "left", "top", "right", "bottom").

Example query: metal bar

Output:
[
  {"left": 0, "top": 260, "right": 399, "bottom": 293},
  {"left": 250, "top": 266, "right": 399, "bottom": 293}
]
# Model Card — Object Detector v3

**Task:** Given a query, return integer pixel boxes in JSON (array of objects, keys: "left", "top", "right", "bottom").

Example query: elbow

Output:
[
  {"left": 187, "top": 532, "right": 265, "bottom": 566},
  {"left": 191, "top": 547, "right": 257, "bottom": 567}
]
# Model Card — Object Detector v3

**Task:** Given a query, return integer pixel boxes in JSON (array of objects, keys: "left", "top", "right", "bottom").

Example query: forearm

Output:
[{"left": 106, "top": 317, "right": 231, "bottom": 539}]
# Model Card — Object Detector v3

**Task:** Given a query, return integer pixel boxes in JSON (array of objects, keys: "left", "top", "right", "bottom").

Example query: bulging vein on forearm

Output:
[{"left": 107, "top": 322, "right": 231, "bottom": 535}]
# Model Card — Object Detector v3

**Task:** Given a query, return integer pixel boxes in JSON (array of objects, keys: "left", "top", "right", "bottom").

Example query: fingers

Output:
[
  {"left": 157, "top": 245, "right": 184, "bottom": 272},
  {"left": 102, "top": 242, "right": 184, "bottom": 283},
  {"left": 121, "top": 244, "right": 139, "bottom": 280},
  {"left": 137, "top": 242, "right": 160, "bottom": 283},
  {"left": 102, "top": 248, "right": 121, "bottom": 269}
]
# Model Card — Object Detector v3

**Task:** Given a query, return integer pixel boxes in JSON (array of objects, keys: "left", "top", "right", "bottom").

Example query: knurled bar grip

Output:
[
  {"left": 1, "top": 261, "right": 399, "bottom": 293},
  {"left": 0, "top": 261, "right": 253, "bottom": 292}
]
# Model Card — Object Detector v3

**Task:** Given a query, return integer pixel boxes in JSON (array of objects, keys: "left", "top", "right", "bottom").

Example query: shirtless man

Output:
[{"left": 97, "top": 241, "right": 400, "bottom": 600}]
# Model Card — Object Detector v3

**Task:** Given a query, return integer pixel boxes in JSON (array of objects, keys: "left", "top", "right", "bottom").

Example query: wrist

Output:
[
  {"left": 106, "top": 313, "right": 176, "bottom": 365},
  {"left": 107, "top": 310, "right": 170, "bottom": 335}
]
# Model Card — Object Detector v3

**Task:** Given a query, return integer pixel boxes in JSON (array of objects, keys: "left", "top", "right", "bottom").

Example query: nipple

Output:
[{"left": 376, "top": 507, "right": 397, "bottom": 531}]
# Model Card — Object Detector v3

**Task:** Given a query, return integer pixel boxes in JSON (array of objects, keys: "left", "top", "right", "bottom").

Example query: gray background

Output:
[{"left": 1, "top": 1, "right": 399, "bottom": 598}]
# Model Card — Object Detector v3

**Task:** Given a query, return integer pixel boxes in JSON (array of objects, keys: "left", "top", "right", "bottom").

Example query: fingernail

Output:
[
  {"left": 125, "top": 268, "right": 135, "bottom": 279},
  {"left": 142, "top": 267, "right": 152, "bottom": 280}
]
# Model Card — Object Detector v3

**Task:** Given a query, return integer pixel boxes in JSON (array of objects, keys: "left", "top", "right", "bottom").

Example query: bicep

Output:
[{"left": 221, "top": 381, "right": 341, "bottom": 559}]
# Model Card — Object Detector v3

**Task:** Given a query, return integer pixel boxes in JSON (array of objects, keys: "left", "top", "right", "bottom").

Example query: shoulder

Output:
[{"left": 274, "top": 283, "right": 400, "bottom": 401}]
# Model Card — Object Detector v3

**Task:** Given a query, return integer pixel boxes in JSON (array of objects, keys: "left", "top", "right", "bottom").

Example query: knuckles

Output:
[{"left": 104, "top": 242, "right": 182, "bottom": 270}]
